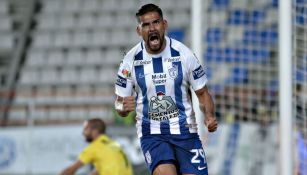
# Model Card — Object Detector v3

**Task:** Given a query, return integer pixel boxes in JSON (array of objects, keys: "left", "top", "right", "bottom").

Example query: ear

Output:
[
  {"left": 92, "top": 129, "right": 99, "bottom": 137},
  {"left": 163, "top": 19, "right": 168, "bottom": 30},
  {"left": 136, "top": 26, "right": 141, "bottom": 36}
]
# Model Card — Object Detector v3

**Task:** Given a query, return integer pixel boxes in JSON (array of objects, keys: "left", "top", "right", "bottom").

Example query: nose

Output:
[{"left": 149, "top": 23, "right": 156, "bottom": 31}]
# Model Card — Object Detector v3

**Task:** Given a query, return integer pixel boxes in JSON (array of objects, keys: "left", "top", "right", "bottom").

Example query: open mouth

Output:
[{"left": 149, "top": 33, "right": 160, "bottom": 46}]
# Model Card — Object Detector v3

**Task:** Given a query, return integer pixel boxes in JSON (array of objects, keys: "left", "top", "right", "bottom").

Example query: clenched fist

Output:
[
  {"left": 205, "top": 116, "right": 218, "bottom": 132},
  {"left": 122, "top": 96, "right": 135, "bottom": 112},
  {"left": 115, "top": 96, "right": 135, "bottom": 117}
]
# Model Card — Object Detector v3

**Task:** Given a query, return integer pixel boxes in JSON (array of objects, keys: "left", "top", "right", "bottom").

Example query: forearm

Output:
[
  {"left": 200, "top": 92, "right": 215, "bottom": 118},
  {"left": 60, "top": 168, "right": 77, "bottom": 175},
  {"left": 196, "top": 86, "right": 215, "bottom": 118},
  {"left": 60, "top": 160, "right": 83, "bottom": 175},
  {"left": 196, "top": 86, "right": 218, "bottom": 132}
]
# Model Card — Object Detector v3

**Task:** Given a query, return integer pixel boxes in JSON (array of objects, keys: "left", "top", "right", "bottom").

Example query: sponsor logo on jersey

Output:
[
  {"left": 168, "top": 65, "right": 178, "bottom": 79},
  {"left": 121, "top": 69, "right": 131, "bottom": 78},
  {"left": 134, "top": 60, "right": 151, "bottom": 66},
  {"left": 152, "top": 73, "right": 167, "bottom": 85},
  {"left": 116, "top": 75, "right": 127, "bottom": 88},
  {"left": 148, "top": 92, "right": 179, "bottom": 121},
  {"left": 198, "top": 166, "right": 207, "bottom": 170},
  {"left": 192, "top": 65, "right": 206, "bottom": 80},
  {"left": 164, "top": 56, "right": 181, "bottom": 62}
]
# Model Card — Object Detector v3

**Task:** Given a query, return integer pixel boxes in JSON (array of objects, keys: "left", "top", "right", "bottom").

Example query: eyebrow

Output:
[{"left": 141, "top": 18, "right": 161, "bottom": 26}]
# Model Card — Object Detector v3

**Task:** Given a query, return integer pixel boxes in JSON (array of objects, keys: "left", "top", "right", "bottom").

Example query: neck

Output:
[{"left": 92, "top": 133, "right": 103, "bottom": 141}]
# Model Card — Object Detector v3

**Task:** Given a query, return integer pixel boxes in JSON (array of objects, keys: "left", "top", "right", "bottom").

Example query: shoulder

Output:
[
  {"left": 119, "top": 42, "right": 144, "bottom": 73},
  {"left": 117, "top": 42, "right": 143, "bottom": 75},
  {"left": 83, "top": 137, "right": 107, "bottom": 154},
  {"left": 85, "top": 141, "right": 98, "bottom": 152},
  {"left": 78, "top": 142, "right": 97, "bottom": 164},
  {"left": 169, "top": 37, "right": 197, "bottom": 63},
  {"left": 79, "top": 143, "right": 95, "bottom": 160},
  {"left": 123, "top": 42, "right": 144, "bottom": 62},
  {"left": 169, "top": 38, "right": 195, "bottom": 58}
]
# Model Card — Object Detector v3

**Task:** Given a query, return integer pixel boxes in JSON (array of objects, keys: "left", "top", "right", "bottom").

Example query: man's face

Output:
[
  {"left": 82, "top": 122, "right": 93, "bottom": 143},
  {"left": 137, "top": 11, "right": 167, "bottom": 54}
]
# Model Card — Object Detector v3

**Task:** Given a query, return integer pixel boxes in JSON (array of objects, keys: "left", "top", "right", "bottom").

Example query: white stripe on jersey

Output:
[
  {"left": 169, "top": 117, "right": 181, "bottom": 134},
  {"left": 136, "top": 120, "right": 143, "bottom": 138},
  {"left": 150, "top": 120, "right": 161, "bottom": 134}
]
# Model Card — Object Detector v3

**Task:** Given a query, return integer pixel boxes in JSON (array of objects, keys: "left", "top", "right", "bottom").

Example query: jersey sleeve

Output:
[
  {"left": 115, "top": 59, "right": 134, "bottom": 97},
  {"left": 78, "top": 146, "right": 94, "bottom": 165},
  {"left": 187, "top": 53, "right": 208, "bottom": 91}
]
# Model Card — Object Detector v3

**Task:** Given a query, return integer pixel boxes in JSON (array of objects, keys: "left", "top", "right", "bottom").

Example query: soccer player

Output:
[
  {"left": 60, "top": 118, "right": 133, "bottom": 175},
  {"left": 115, "top": 3, "right": 218, "bottom": 175}
]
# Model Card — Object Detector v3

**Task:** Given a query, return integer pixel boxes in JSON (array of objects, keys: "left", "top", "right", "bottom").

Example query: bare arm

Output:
[
  {"left": 60, "top": 160, "right": 84, "bottom": 175},
  {"left": 195, "top": 85, "right": 218, "bottom": 132},
  {"left": 115, "top": 96, "right": 135, "bottom": 117}
]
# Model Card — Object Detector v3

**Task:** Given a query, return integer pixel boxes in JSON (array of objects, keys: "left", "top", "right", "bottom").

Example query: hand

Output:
[
  {"left": 122, "top": 96, "right": 135, "bottom": 112},
  {"left": 205, "top": 116, "right": 218, "bottom": 132}
]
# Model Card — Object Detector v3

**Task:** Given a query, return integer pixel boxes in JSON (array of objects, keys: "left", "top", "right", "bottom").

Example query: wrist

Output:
[
  {"left": 205, "top": 112, "right": 215, "bottom": 118},
  {"left": 117, "top": 110, "right": 129, "bottom": 117}
]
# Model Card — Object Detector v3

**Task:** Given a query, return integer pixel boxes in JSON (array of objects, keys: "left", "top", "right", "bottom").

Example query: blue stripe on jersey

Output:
[
  {"left": 170, "top": 39, "right": 180, "bottom": 57},
  {"left": 135, "top": 49, "right": 150, "bottom": 136},
  {"left": 173, "top": 61, "right": 189, "bottom": 134},
  {"left": 170, "top": 39, "right": 189, "bottom": 134},
  {"left": 155, "top": 85, "right": 165, "bottom": 94},
  {"left": 152, "top": 57, "right": 170, "bottom": 135},
  {"left": 152, "top": 57, "right": 164, "bottom": 73}
]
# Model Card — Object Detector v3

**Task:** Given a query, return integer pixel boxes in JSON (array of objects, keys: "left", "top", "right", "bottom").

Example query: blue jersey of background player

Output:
[{"left": 115, "top": 4, "right": 218, "bottom": 175}]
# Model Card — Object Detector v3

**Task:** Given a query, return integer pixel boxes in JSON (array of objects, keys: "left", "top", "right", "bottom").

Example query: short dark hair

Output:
[
  {"left": 87, "top": 118, "right": 106, "bottom": 134},
  {"left": 135, "top": 3, "right": 163, "bottom": 23}
]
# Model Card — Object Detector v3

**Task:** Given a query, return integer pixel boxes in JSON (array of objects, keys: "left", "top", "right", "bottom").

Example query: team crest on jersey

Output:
[
  {"left": 168, "top": 65, "right": 178, "bottom": 79},
  {"left": 148, "top": 92, "right": 179, "bottom": 121}
]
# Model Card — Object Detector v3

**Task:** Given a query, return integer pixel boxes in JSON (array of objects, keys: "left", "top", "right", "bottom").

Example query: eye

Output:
[
  {"left": 142, "top": 23, "right": 149, "bottom": 28},
  {"left": 153, "top": 19, "right": 160, "bottom": 24}
]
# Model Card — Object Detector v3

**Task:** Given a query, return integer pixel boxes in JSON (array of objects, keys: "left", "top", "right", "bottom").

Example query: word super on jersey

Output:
[{"left": 115, "top": 37, "right": 208, "bottom": 138}]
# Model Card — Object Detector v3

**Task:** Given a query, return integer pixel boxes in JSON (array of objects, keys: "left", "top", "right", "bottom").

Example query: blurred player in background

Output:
[
  {"left": 115, "top": 3, "right": 217, "bottom": 175},
  {"left": 60, "top": 118, "right": 132, "bottom": 175}
]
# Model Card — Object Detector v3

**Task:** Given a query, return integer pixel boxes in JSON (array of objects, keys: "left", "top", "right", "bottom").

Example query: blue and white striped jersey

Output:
[{"left": 115, "top": 37, "right": 207, "bottom": 138}]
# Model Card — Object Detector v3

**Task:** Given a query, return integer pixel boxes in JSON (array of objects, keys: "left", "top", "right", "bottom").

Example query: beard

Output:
[{"left": 85, "top": 136, "right": 93, "bottom": 143}]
